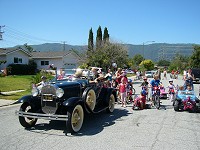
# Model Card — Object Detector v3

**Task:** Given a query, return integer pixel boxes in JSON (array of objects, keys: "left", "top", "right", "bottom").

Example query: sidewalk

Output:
[
  {"left": 0, "top": 90, "right": 24, "bottom": 107},
  {"left": 0, "top": 99, "right": 17, "bottom": 107}
]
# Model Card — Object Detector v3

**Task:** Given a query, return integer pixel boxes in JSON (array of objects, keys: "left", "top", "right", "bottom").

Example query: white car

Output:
[{"left": 145, "top": 71, "right": 153, "bottom": 78}]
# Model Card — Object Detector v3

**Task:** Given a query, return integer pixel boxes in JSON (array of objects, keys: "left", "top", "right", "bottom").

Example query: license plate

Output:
[{"left": 43, "top": 94, "right": 53, "bottom": 101}]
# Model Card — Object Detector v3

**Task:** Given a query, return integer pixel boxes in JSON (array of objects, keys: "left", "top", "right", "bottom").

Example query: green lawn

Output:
[{"left": 0, "top": 75, "right": 33, "bottom": 100}]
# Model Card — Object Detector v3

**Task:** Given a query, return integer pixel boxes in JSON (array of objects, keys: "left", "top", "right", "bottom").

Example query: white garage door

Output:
[{"left": 63, "top": 63, "right": 76, "bottom": 69}]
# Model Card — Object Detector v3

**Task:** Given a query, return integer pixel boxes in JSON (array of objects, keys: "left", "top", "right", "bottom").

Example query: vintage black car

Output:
[{"left": 15, "top": 69, "right": 117, "bottom": 133}]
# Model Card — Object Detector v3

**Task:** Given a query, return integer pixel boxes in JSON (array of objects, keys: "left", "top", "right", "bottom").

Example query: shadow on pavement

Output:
[{"left": 26, "top": 108, "right": 131, "bottom": 136}]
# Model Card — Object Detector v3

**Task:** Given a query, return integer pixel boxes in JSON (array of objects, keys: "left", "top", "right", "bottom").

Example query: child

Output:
[
  {"left": 36, "top": 76, "right": 47, "bottom": 87},
  {"left": 150, "top": 75, "right": 160, "bottom": 105},
  {"left": 167, "top": 79, "right": 176, "bottom": 102},
  {"left": 133, "top": 90, "right": 146, "bottom": 110},
  {"left": 186, "top": 85, "right": 192, "bottom": 91},
  {"left": 141, "top": 77, "right": 149, "bottom": 99},
  {"left": 118, "top": 77, "right": 127, "bottom": 107}
]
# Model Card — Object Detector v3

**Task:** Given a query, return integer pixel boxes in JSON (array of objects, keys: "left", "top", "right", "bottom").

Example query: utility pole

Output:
[
  {"left": 63, "top": 41, "right": 66, "bottom": 51},
  {"left": 0, "top": 25, "right": 5, "bottom": 40}
]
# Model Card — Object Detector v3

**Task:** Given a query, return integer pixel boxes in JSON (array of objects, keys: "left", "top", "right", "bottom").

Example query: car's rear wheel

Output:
[
  {"left": 19, "top": 103, "right": 37, "bottom": 128},
  {"left": 106, "top": 94, "right": 115, "bottom": 113},
  {"left": 67, "top": 104, "right": 84, "bottom": 133}
]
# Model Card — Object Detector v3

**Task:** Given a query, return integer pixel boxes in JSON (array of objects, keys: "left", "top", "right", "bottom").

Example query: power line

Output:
[
  {"left": 1, "top": 26, "right": 67, "bottom": 48},
  {"left": 5, "top": 26, "right": 62, "bottom": 43}
]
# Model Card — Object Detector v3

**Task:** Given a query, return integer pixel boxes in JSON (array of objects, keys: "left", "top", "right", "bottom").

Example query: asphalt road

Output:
[{"left": 0, "top": 74, "right": 200, "bottom": 150}]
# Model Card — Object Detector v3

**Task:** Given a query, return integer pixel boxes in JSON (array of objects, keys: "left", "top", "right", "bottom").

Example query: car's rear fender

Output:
[{"left": 105, "top": 88, "right": 117, "bottom": 104}]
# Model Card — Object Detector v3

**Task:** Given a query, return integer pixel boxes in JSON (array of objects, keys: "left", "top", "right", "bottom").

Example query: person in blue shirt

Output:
[
  {"left": 149, "top": 75, "right": 161, "bottom": 105},
  {"left": 150, "top": 75, "right": 160, "bottom": 87}
]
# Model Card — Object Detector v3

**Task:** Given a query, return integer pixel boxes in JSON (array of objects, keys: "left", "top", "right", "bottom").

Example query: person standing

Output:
[
  {"left": 119, "top": 77, "right": 127, "bottom": 107},
  {"left": 183, "top": 69, "right": 187, "bottom": 80},
  {"left": 184, "top": 68, "right": 194, "bottom": 90},
  {"left": 157, "top": 69, "right": 161, "bottom": 80},
  {"left": 163, "top": 68, "right": 167, "bottom": 80},
  {"left": 115, "top": 68, "right": 122, "bottom": 85}
]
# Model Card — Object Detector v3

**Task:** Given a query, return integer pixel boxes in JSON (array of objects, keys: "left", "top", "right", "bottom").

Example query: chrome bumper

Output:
[{"left": 15, "top": 111, "right": 68, "bottom": 121}]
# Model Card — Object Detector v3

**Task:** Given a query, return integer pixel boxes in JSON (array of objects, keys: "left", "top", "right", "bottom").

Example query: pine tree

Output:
[
  {"left": 88, "top": 28, "right": 94, "bottom": 51},
  {"left": 96, "top": 26, "right": 102, "bottom": 49},
  {"left": 103, "top": 27, "right": 109, "bottom": 44}
]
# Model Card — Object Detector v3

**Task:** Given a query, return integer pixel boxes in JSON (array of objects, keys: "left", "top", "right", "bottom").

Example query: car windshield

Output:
[{"left": 57, "top": 69, "right": 92, "bottom": 80}]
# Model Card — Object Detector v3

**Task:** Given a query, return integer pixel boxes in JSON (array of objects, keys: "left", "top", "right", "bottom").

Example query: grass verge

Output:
[{"left": 0, "top": 75, "right": 33, "bottom": 100}]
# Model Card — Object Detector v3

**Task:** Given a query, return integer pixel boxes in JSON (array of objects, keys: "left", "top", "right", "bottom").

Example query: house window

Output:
[
  {"left": 14, "top": 57, "right": 22, "bottom": 64},
  {"left": 41, "top": 61, "right": 49, "bottom": 66}
]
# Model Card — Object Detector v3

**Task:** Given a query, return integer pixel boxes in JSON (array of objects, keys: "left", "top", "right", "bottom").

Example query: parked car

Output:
[
  {"left": 191, "top": 68, "right": 200, "bottom": 83},
  {"left": 145, "top": 71, "right": 153, "bottom": 78},
  {"left": 174, "top": 90, "right": 200, "bottom": 113},
  {"left": 125, "top": 69, "right": 135, "bottom": 74},
  {"left": 15, "top": 69, "right": 117, "bottom": 133}
]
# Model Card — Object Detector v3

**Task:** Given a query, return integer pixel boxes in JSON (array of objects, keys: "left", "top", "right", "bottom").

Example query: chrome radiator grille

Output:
[{"left": 41, "top": 85, "right": 57, "bottom": 114}]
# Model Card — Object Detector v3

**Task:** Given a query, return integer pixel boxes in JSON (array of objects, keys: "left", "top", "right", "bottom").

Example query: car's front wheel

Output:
[
  {"left": 19, "top": 103, "right": 37, "bottom": 128},
  {"left": 66, "top": 104, "right": 84, "bottom": 133},
  {"left": 106, "top": 94, "right": 115, "bottom": 113}
]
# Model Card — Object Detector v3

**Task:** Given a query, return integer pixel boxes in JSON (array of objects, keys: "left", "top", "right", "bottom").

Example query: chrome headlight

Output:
[
  {"left": 32, "top": 87, "right": 39, "bottom": 97},
  {"left": 56, "top": 88, "right": 64, "bottom": 98},
  {"left": 82, "top": 82, "right": 86, "bottom": 87}
]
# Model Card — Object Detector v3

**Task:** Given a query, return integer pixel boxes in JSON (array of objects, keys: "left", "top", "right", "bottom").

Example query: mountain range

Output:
[{"left": 17, "top": 43, "right": 197, "bottom": 62}]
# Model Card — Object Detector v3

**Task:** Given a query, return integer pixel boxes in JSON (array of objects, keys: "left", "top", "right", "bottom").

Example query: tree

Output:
[
  {"left": 87, "top": 42, "right": 128, "bottom": 70},
  {"left": 103, "top": 27, "right": 109, "bottom": 44},
  {"left": 139, "top": 59, "right": 154, "bottom": 71},
  {"left": 96, "top": 26, "right": 102, "bottom": 49},
  {"left": 157, "top": 59, "right": 170, "bottom": 66},
  {"left": 168, "top": 53, "right": 189, "bottom": 72},
  {"left": 127, "top": 58, "right": 135, "bottom": 69},
  {"left": 133, "top": 54, "right": 144, "bottom": 66},
  {"left": 88, "top": 28, "right": 94, "bottom": 52},
  {"left": 24, "top": 43, "right": 34, "bottom": 52},
  {"left": 190, "top": 45, "right": 200, "bottom": 68}
]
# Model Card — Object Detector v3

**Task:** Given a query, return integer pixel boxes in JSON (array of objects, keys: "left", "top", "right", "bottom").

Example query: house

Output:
[
  {"left": 31, "top": 50, "right": 82, "bottom": 70},
  {"left": 0, "top": 48, "right": 82, "bottom": 74},
  {"left": 0, "top": 48, "right": 31, "bottom": 72}
]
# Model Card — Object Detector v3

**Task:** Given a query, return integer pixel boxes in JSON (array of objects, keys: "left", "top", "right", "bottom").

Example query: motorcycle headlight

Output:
[
  {"left": 56, "top": 88, "right": 64, "bottom": 98},
  {"left": 32, "top": 87, "right": 39, "bottom": 97}
]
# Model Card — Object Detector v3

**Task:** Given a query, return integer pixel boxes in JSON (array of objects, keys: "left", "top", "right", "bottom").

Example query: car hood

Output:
[{"left": 177, "top": 94, "right": 196, "bottom": 101}]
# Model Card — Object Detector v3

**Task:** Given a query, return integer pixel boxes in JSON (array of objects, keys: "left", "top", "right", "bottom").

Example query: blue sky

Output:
[{"left": 0, "top": 0, "right": 200, "bottom": 48}]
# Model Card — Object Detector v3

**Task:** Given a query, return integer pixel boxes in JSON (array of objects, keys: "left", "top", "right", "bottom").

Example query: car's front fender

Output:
[{"left": 17, "top": 95, "right": 39, "bottom": 104}]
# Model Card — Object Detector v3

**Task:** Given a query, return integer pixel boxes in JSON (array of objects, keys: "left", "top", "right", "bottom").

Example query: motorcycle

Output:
[
  {"left": 159, "top": 85, "right": 168, "bottom": 99},
  {"left": 152, "top": 86, "right": 161, "bottom": 109}
]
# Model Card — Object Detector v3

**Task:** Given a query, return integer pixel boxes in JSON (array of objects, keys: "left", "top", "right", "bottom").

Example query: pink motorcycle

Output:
[{"left": 159, "top": 85, "right": 168, "bottom": 99}]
